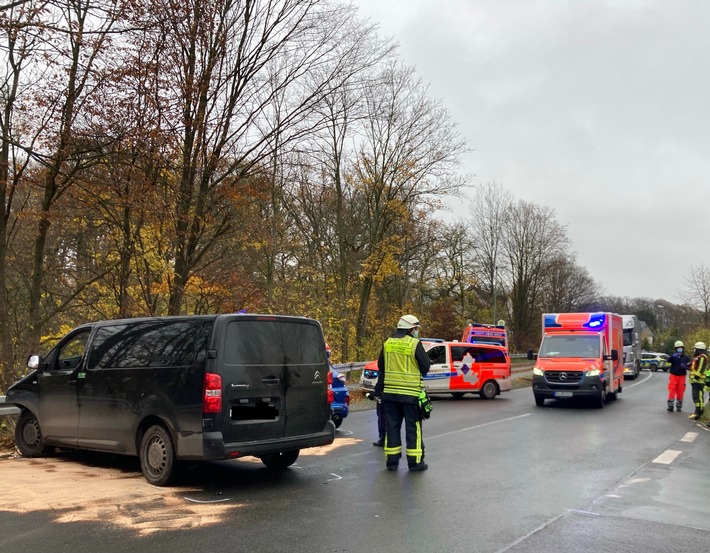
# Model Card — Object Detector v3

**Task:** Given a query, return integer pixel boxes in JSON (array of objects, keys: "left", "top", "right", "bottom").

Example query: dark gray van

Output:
[{"left": 6, "top": 314, "right": 335, "bottom": 485}]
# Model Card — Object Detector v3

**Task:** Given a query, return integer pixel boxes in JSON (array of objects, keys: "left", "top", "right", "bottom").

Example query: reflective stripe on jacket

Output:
[
  {"left": 689, "top": 353, "right": 708, "bottom": 384},
  {"left": 382, "top": 335, "right": 422, "bottom": 398}
]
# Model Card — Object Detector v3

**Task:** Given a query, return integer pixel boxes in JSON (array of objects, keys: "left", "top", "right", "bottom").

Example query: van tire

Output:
[
  {"left": 140, "top": 425, "right": 176, "bottom": 486},
  {"left": 260, "top": 450, "right": 299, "bottom": 470},
  {"left": 534, "top": 395, "right": 545, "bottom": 407},
  {"left": 479, "top": 380, "right": 498, "bottom": 400},
  {"left": 15, "top": 411, "right": 50, "bottom": 457}
]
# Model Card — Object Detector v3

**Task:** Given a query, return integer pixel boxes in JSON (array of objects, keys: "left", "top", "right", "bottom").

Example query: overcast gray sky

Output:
[{"left": 353, "top": 0, "right": 710, "bottom": 302}]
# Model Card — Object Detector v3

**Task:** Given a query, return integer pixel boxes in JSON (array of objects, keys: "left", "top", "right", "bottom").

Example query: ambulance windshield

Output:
[{"left": 539, "top": 335, "right": 600, "bottom": 358}]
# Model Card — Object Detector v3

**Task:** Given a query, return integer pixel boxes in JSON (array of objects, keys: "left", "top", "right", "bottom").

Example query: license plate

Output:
[{"left": 554, "top": 391, "right": 573, "bottom": 398}]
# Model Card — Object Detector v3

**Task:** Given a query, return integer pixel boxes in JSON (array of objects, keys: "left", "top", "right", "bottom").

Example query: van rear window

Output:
[
  {"left": 224, "top": 320, "right": 324, "bottom": 365},
  {"left": 90, "top": 321, "right": 207, "bottom": 369}
]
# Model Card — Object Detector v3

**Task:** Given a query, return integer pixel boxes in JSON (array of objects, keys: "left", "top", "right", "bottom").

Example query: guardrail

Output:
[
  {"left": 332, "top": 361, "right": 367, "bottom": 374},
  {"left": 0, "top": 395, "right": 20, "bottom": 417}
]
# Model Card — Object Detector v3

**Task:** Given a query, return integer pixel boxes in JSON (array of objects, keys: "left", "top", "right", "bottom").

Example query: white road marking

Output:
[
  {"left": 428, "top": 413, "right": 532, "bottom": 441},
  {"left": 184, "top": 497, "right": 231, "bottom": 504},
  {"left": 326, "top": 473, "right": 342, "bottom": 481},
  {"left": 623, "top": 371, "right": 653, "bottom": 388},
  {"left": 624, "top": 477, "right": 650, "bottom": 485},
  {"left": 652, "top": 449, "right": 682, "bottom": 464},
  {"left": 680, "top": 432, "right": 698, "bottom": 443}
]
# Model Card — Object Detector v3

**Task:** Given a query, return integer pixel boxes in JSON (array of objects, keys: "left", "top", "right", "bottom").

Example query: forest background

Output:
[{"left": 2, "top": 0, "right": 710, "bottom": 392}]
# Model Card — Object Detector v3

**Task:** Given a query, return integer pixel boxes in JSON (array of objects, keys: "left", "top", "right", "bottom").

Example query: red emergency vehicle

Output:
[
  {"left": 461, "top": 322, "right": 507, "bottom": 350},
  {"left": 529, "top": 312, "right": 624, "bottom": 408},
  {"left": 359, "top": 340, "right": 511, "bottom": 400}
]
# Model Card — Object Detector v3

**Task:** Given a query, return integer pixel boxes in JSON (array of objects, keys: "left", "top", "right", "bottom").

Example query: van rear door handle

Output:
[{"left": 262, "top": 377, "right": 280, "bottom": 385}]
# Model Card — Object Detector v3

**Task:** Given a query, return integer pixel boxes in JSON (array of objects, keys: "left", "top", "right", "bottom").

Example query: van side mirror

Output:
[
  {"left": 527, "top": 348, "right": 537, "bottom": 361},
  {"left": 27, "top": 354, "right": 40, "bottom": 370},
  {"left": 611, "top": 350, "right": 619, "bottom": 361}
]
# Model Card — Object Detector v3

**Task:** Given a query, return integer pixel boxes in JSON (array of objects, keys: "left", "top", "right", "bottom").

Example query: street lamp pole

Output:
[{"left": 493, "top": 266, "right": 500, "bottom": 324}]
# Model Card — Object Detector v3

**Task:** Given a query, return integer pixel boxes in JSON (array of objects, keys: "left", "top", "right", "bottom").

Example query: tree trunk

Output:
[{"left": 355, "top": 275, "right": 374, "bottom": 360}]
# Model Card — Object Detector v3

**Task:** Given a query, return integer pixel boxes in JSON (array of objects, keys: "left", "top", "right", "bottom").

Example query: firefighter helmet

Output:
[
  {"left": 397, "top": 314, "right": 421, "bottom": 330},
  {"left": 674, "top": 340, "right": 684, "bottom": 348},
  {"left": 694, "top": 341, "right": 706, "bottom": 351}
]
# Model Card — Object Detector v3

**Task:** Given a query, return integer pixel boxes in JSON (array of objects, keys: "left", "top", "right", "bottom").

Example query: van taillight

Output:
[
  {"left": 204, "top": 373, "right": 222, "bottom": 413},
  {"left": 327, "top": 389, "right": 334, "bottom": 403}
]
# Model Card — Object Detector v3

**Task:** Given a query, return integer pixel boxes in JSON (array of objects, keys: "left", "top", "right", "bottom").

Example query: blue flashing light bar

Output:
[
  {"left": 543, "top": 314, "right": 561, "bottom": 328},
  {"left": 584, "top": 313, "right": 606, "bottom": 329}
]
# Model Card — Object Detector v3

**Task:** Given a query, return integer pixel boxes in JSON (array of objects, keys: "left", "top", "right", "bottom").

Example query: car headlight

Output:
[
  {"left": 586, "top": 369, "right": 602, "bottom": 377},
  {"left": 533, "top": 367, "right": 544, "bottom": 376}
]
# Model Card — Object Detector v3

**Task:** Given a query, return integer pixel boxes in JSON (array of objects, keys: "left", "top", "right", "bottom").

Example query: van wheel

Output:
[
  {"left": 534, "top": 395, "right": 545, "bottom": 407},
  {"left": 479, "top": 381, "right": 498, "bottom": 400},
  {"left": 331, "top": 415, "right": 343, "bottom": 429},
  {"left": 15, "top": 411, "right": 50, "bottom": 457},
  {"left": 140, "top": 425, "right": 176, "bottom": 486},
  {"left": 451, "top": 392, "right": 465, "bottom": 399},
  {"left": 260, "top": 450, "right": 300, "bottom": 470}
]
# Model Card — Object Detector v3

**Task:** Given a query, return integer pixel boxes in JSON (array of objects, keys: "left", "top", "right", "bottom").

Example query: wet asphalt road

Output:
[{"left": 1, "top": 370, "right": 709, "bottom": 553}]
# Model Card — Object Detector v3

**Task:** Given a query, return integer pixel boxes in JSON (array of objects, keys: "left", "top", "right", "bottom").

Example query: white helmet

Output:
[
  {"left": 397, "top": 314, "right": 421, "bottom": 330},
  {"left": 674, "top": 340, "right": 684, "bottom": 348},
  {"left": 694, "top": 341, "right": 706, "bottom": 351}
]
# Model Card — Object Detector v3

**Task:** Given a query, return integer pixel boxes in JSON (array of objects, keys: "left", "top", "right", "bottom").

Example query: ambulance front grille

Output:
[{"left": 545, "top": 371, "right": 583, "bottom": 383}]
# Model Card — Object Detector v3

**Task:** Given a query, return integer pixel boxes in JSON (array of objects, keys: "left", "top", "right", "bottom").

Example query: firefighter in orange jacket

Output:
[
  {"left": 375, "top": 314, "right": 431, "bottom": 472},
  {"left": 688, "top": 342, "right": 709, "bottom": 420}
]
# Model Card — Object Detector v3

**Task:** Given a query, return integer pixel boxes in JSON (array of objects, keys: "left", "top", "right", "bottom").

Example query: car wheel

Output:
[
  {"left": 260, "top": 450, "right": 300, "bottom": 470},
  {"left": 140, "top": 424, "right": 176, "bottom": 486},
  {"left": 650, "top": 363, "right": 658, "bottom": 372},
  {"left": 479, "top": 380, "right": 498, "bottom": 400},
  {"left": 331, "top": 415, "right": 343, "bottom": 429},
  {"left": 451, "top": 392, "right": 465, "bottom": 399},
  {"left": 534, "top": 394, "right": 545, "bottom": 407},
  {"left": 15, "top": 410, "right": 50, "bottom": 457}
]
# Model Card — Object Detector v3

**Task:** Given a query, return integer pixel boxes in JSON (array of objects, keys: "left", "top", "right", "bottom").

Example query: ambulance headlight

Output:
[
  {"left": 533, "top": 367, "right": 544, "bottom": 376},
  {"left": 586, "top": 369, "right": 602, "bottom": 377}
]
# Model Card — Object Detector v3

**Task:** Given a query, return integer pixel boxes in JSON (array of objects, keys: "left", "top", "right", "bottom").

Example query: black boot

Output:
[{"left": 667, "top": 400, "right": 674, "bottom": 412}]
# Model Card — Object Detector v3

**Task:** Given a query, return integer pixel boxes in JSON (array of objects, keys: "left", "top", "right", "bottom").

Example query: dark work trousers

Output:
[
  {"left": 376, "top": 401, "right": 386, "bottom": 441},
  {"left": 691, "top": 383, "right": 706, "bottom": 415},
  {"left": 383, "top": 400, "right": 424, "bottom": 468}
]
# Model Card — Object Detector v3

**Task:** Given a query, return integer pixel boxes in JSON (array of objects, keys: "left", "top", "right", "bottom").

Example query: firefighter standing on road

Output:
[
  {"left": 667, "top": 340, "right": 690, "bottom": 412},
  {"left": 688, "top": 342, "right": 709, "bottom": 420},
  {"left": 375, "top": 314, "right": 431, "bottom": 472}
]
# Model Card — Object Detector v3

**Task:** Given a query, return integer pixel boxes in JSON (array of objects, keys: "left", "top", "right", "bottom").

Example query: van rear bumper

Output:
[{"left": 200, "top": 421, "right": 336, "bottom": 460}]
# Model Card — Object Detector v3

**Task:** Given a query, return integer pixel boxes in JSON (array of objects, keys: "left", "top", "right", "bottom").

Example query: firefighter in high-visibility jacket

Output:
[
  {"left": 375, "top": 314, "right": 431, "bottom": 472},
  {"left": 688, "top": 341, "right": 709, "bottom": 420}
]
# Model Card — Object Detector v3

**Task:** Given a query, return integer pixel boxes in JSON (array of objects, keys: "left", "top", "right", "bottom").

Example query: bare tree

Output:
[
  {"left": 502, "top": 200, "right": 568, "bottom": 350},
  {"left": 539, "top": 254, "right": 600, "bottom": 313},
  {"left": 467, "top": 182, "right": 512, "bottom": 318},
  {"left": 680, "top": 264, "right": 710, "bottom": 326}
]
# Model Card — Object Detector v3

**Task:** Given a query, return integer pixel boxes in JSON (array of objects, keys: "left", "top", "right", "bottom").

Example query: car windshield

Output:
[{"left": 539, "top": 335, "right": 600, "bottom": 358}]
